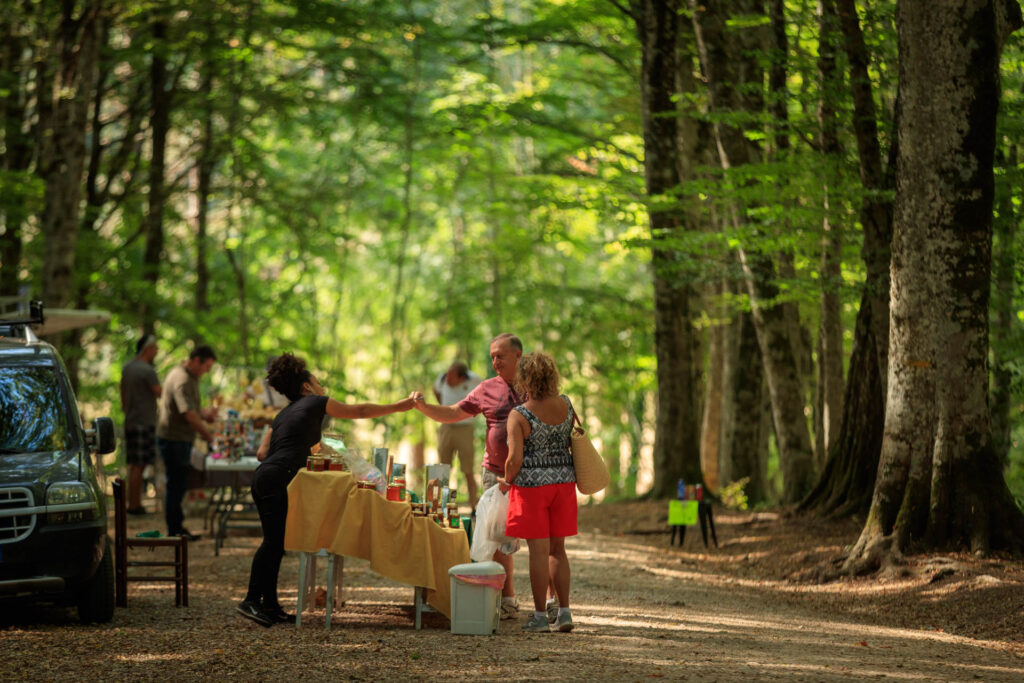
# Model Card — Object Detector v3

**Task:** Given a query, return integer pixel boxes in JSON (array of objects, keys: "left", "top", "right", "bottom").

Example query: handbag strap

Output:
[{"left": 568, "top": 396, "right": 583, "bottom": 429}]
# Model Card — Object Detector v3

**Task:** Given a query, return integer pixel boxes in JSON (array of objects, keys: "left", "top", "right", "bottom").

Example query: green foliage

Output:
[
  {"left": 719, "top": 477, "right": 750, "bottom": 511},
  {"left": 4, "top": 0, "right": 1022, "bottom": 506}
]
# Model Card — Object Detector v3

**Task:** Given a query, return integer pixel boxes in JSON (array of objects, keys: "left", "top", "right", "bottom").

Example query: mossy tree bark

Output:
[{"left": 844, "top": 0, "right": 1024, "bottom": 573}]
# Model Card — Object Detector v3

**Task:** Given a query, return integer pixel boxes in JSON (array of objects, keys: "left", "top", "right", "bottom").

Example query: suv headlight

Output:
[{"left": 46, "top": 482, "right": 98, "bottom": 523}]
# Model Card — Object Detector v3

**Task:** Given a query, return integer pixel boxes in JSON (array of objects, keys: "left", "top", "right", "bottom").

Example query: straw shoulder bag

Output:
[{"left": 570, "top": 408, "right": 609, "bottom": 495}]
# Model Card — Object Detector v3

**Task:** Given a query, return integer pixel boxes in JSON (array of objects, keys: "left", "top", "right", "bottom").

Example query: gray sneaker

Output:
[
  {"left": 555, "top": 609, "right": 574, "bottom": 633},
  {"left": 545, "top": 597, "right": 559, "bottom": 624},
  {"left": 521, "top": 613, "right": 551, "bottom": 633}
]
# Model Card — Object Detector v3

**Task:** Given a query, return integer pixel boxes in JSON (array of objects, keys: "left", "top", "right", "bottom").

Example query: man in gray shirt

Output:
[{"left": 120, "top": 335, "right": 162, "bottom": 514}]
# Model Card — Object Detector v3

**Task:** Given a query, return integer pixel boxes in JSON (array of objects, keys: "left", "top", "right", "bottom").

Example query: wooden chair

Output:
[{"left": 112, "top": 478, "right": 189, "bottom": 607}]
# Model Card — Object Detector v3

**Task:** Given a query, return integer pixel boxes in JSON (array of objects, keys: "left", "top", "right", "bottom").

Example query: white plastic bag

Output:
[
  {"left": 342, "top": 449, "right": 385, "bottom": 493},
  {"left": 470, "top": 484, "right": 519, "bottom": 562}
]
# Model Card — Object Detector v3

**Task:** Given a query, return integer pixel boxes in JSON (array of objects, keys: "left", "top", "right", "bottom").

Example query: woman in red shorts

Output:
[{"left": 504, "top": 352, "right": 577, "bottom": 633}]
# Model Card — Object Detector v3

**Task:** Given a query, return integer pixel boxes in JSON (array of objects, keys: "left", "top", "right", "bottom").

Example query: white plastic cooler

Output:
[{"left": 447, "top": 561, "right": 505, "bottom": 635}]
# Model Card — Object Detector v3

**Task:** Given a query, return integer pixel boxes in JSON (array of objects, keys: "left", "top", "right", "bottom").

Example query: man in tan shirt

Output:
[{"left": 156, "top": 344, "right": 217, "bottom": 540}]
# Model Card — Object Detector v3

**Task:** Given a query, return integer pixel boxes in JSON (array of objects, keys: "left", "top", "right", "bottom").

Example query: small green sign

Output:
[{"left": 668, "top": 500, "right": 698, "bottom": 526}]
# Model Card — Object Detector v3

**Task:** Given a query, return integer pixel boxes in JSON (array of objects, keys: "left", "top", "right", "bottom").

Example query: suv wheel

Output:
[{"left": 77, "top": 537, "right": 115, "bottom": 623}]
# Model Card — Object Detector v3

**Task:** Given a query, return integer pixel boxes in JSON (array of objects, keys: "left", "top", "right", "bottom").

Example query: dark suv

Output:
[{"left": 0, "top": 303, "right": 116, "bottom": 623}]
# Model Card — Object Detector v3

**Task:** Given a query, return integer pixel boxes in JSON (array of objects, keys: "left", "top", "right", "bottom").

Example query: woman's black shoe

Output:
[
  {"left": 236, "top": 600, "right": 274, "bottom": 627},
  {"left": 264, "top": 605, "right": 296, "bottom": 624}
]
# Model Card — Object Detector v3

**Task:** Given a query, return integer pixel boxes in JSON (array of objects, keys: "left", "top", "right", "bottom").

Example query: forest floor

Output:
[{"left": 1, "top": 498, "right": 1023, "bottom": 681}]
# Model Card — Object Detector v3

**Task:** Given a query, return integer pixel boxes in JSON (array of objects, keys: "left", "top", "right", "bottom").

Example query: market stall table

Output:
[
  {"left": 284, "top": 469, "right": 470, "bottom": 627},
  {"left": 204, "top": 455, "right": 261, "bottom": 555}
]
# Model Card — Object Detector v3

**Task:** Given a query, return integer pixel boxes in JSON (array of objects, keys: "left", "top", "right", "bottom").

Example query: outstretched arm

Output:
[
  {"left": 326, "top": 396, "right": 415, "bottom": 420},
  {"left": 410, "top": 392, "right": 473, "bottom": 423}
]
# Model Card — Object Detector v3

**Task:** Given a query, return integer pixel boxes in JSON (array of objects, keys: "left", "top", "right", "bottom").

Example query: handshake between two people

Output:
[{"left": 405, "top": 390, "right": 511, "bottom": 493}]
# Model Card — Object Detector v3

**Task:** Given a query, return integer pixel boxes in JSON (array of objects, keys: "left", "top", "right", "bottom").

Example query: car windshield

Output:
[{"left": 0, "top": 366, "right": 74, "bottom": 453}]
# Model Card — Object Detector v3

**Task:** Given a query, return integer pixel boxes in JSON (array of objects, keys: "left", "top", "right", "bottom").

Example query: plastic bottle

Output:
[
  {"left": 695, "top": 483, "right": 704, "bottom": 501},
  {"left": 677, "top": 478, "right": 686, "bottom": 500}
]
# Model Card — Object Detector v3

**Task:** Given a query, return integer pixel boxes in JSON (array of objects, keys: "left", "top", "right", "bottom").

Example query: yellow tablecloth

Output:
[{"left": 284, "top": 470, "right": 470, "bottom": 619}]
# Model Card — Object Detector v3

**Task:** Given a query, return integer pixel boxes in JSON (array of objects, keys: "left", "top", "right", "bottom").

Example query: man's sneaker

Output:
[
  {"left": 545, "top": 597, "right": 559, "bottom": 624},
  {"left": 555, "top": 608, "right": 574, "bottom": 632},
  {"left": 236, "top": 600, "right": 274, "bottom": 627},
  {"left": 521, "top": 612, "right": 551, "bottom": 633},
  {"left": 500, "top": 596, "right": 519, "bottom": 620}
]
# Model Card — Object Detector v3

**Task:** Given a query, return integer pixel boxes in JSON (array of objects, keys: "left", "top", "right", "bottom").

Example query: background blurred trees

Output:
[{"left": 2, "top": 1, "right": 1023, "bottom": 546}]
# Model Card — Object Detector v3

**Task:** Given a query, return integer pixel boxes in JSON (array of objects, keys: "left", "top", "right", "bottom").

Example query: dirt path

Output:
[{"left": 1, "top": 501, "right": 1022, "bottom": 681}]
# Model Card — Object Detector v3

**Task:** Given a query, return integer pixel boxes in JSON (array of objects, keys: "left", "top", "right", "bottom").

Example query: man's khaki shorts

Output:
[{"left": 437, "top": 423, "right": 476, "bottom": 475}]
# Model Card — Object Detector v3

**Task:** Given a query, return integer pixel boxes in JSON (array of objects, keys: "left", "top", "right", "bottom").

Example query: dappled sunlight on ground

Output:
[{"left": 1, "top": 498, "right": 1021, "bottom": 681}]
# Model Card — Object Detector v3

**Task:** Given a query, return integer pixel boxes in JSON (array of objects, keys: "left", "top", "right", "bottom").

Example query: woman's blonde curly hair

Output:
[{"left": 514, "top": 352, "right": 560, "bottom": 400}]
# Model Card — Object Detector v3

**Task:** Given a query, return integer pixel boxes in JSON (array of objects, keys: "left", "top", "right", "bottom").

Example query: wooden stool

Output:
[{"left": 112, "top": 478, "right": 189, "bottom": 607}]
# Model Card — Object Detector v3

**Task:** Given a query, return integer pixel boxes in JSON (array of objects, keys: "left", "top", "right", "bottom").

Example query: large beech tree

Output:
[
  {"left": 845, "top": 0, "right": 1024, "bottom": 571},
  {"left": 630, "top": 0, "right": 703, "bottom": 497}
]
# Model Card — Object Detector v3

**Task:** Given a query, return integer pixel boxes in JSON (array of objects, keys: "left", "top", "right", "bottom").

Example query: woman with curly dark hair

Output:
[
  {"left": 236, "top": 353, "right": 415, "bottom": 627},
  {"left": 503, "top": 351, "right": 578, "bottom": 633}
]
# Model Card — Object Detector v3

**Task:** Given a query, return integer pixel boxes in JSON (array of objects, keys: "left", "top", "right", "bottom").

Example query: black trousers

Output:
[{"left": 245, "top": 463, "right": 292, "bottom": 608}]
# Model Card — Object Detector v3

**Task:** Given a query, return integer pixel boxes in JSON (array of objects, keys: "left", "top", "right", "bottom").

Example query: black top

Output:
[{"left": 261, "top": 395, "right": 329, "bottom": 477}]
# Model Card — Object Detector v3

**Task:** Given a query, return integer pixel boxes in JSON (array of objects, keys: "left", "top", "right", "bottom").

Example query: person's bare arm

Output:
[
  {"left": 183, "top": 410, "right": 215, "bottom": 442},
  {"left": 413, "top": 398, "right": 472, "bottom": 424},
  {"left": 325, "top": 396, "right": 415, "bottom": 420},
  {"left": 257, "top": 428, "right": 272, "bottom": 461},
  {"left": 504, "top": 410, "right": 527, "bottom": 486},
  {"left": 150, "top": 383, "right": 162, "bottom": 398}
]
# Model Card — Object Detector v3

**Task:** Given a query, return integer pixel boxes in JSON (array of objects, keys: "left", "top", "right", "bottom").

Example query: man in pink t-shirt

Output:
[{"left": 413, "top": 333, "right": 524, "bottom": 618}]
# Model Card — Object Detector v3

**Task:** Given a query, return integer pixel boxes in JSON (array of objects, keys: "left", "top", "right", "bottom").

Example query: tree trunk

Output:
[
  {"left": 990, "top": 145, "right": 1017, "bottom": 465},
  {"left": 195, "top": 21, "right": 215, "bottom": 313},
  {"left": 632, "top": 0, "right": 703, "bottom": 497},
  {"left": 39, "top": 0, "right": 103, "bottom": 309},
  {"left": 701, "top": 312, "right": 724, "bottom": 491},
  {"left": 140, "top": 17, "right": 169, "bottom": 332},
  {"left": 0, "top": 11, "right": 33, "bottom": 297},
  {"left": 800, "top": 296, "right": 883, "bottom": 517},
  {"left": 800, "top": 0, "right": 895, "bottom": 517},
  {"left": 64, "top": 18, "right": 112, "bottom": 391},
  {"left": 845, "top": 0, "right": 1024, "bottom": 572},
  {"left": 817, "top": 0, "right": 844, "bottom": 460},
  {"left": 692, "top": 0, "right": 815, "bottom": 504},
  {"left": 729, "top": 308, "right": 770, "bottom": 504}
]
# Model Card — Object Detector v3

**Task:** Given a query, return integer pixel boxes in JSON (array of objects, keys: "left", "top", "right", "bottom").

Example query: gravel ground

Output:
[{"left": 1, "top": 498, "right": 1022, "bottom": 681}]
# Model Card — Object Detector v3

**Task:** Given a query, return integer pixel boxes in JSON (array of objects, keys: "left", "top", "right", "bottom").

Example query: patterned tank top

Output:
[{"left": 511, "top": 395, "right": 576, "bottom": 488}]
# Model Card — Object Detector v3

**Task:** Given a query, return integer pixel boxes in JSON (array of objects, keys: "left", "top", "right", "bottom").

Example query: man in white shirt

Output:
[{"left": 433, "top": 362, "right": 482, "bottom": 508}]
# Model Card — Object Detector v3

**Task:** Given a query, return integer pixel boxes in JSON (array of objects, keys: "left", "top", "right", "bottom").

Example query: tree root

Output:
[{"left": 841, "top": 533, "right": 905, "bottom": 578}]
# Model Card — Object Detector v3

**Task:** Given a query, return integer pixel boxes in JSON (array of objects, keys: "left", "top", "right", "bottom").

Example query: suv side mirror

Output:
[{"left": 87, "top": 417, "right": 116, "bottom": 454}]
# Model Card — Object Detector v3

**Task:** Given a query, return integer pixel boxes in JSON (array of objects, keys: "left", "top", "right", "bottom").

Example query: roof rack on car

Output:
[{"left": 0, "top": 300, "right": 44, "bottom": 342}]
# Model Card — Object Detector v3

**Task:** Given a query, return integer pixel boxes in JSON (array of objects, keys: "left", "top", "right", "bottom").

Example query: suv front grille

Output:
[{"left": 0, "top": 487, "right": 36, "bottom": 544}]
